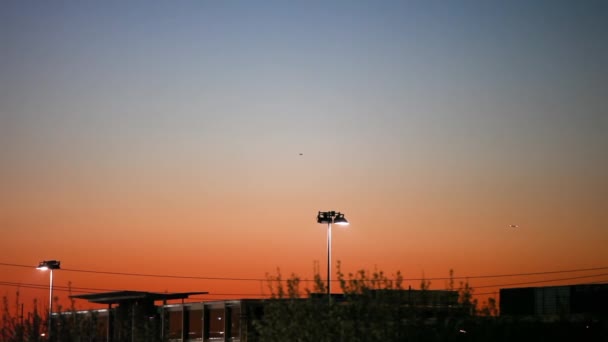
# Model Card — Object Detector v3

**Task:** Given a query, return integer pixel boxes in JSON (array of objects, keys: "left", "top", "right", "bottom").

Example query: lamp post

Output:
[
  {"left": 37, "top": 260, "right": 60, "bottom": 341},
  {"left": 316, "top": 211, "right": 349, "bottom": 299}
]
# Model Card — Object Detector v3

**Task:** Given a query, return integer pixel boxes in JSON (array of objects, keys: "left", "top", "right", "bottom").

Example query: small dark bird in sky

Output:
[
  {"left": 299, "top": 153, "right": 303, "bottom": 156},
  {"left": 509, "top": 224, "right": 519, "bottom": 228}
]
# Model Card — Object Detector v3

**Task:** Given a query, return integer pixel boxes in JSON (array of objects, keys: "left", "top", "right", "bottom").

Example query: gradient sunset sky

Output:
[{"left": 1, "top": 0, "right": 607, "bottom": 309}]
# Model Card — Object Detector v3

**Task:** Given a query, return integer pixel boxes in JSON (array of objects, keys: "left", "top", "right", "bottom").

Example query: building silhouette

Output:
[{"left": 500, "top": 283, "right": 608, "bottom": 318}]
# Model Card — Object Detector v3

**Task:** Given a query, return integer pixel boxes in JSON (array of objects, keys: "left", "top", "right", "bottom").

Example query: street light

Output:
[
  {"left": 317, "top": 211, "right": 349, "bottom": 298},
  {"left": 37, "top": 260, "right": 60, "bottom": 341}
]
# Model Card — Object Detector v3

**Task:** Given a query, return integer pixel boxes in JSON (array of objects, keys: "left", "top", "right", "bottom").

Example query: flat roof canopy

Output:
[{"left": 71, "top": 291, "right": 208, "bottom": 304}]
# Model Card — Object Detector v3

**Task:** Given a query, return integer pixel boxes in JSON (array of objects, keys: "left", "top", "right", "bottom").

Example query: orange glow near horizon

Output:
[{"left": 2, "top": 201, "right": 607, "bottom": 313}]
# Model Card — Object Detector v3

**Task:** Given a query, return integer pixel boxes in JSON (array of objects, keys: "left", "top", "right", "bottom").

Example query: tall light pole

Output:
[
  {"left": 316, "top": 211, "right": 349, "bottom": 299},
  {"left": 37, "top": 260, "right": 60, "bottom": 341}
]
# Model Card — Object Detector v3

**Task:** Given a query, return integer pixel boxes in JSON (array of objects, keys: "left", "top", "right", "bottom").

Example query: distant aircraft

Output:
[{"left": 509, "top": 224, "right": 519, "bottom": 228}]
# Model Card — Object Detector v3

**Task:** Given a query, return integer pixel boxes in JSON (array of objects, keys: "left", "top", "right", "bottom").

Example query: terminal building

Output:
[
  {"left": 69, "top": 291, "right": 265, "bottom": 341},
  {"left": 67, "top": 288, "right": 460, "bottom": 342},
  {"left": 61, "top": 284, "right": 608, "bottom": 341},
  {"left": 52, "top": 284, "right": 608, "bottom": 341},
  {"left": 500, "top": 283, "right": 608, "bottom": 318}
]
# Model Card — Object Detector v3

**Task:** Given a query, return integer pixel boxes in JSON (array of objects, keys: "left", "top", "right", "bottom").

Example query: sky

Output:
[{"left": 1, "top": 0, "right": 607, "bottom": 311}]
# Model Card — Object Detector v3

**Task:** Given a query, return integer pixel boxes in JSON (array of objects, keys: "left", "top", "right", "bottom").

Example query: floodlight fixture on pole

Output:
[
  {"left": 316, "top": 211, "right": 349, "bottom": 299},
  {"left": 37, "top": 260, "right": 60, "bottom": 341}
]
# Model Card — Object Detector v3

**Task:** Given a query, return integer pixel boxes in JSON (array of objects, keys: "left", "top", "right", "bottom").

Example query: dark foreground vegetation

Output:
[
  {"left": 1, "top": 288, "right": 108, "bottom": 342},
  {"left": 254, "top": 264, "right": 607, "bottom": 342}
]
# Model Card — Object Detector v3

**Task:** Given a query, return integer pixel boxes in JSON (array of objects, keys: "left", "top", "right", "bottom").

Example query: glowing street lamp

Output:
[
  {"left": 37, "top": 260, "right": 60, "bottom": 341},
  {"left": 316, "top": 211, "right": 349, "bottom": 298}
]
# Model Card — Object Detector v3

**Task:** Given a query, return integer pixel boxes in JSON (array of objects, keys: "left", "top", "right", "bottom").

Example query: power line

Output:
[
  {"left": 4, "top": 274, "right": 608, "bottom": 300},
  {"left": 473, "top": 272, "right": 608, "bottom": 289},
  {"left": 0, "top": 280, "right": 269, "bottom": 297},
  {"left": 3, "top": 261, "right": 608, "bottom": 302},
  {"left": 473, "top": 278, "right": 608, "bottom": 298},
  {"left": 61, "top": 268, "right": 264, "bottom": 281},
  {"left": 0, "top": 262, "right": 262, "bottom": 281},
  {"left": 2, "top": 261, "right": 607, "bottom": 282},
  {"left": 0, "top": 281, "right": 267, "bottom": 299},
  {"left": 0, "top": 281, "right": 124, "bottom": 294},
  {"left": 405, "top": 267, "right": 608, "bottom": 281}
]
